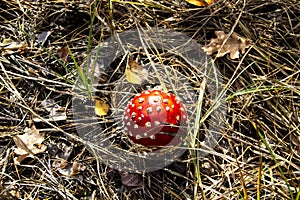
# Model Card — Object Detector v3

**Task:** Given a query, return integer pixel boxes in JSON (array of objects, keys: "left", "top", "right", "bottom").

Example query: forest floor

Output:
[{"left": 0, "top": 0, "right": 299, "bottom": 199}]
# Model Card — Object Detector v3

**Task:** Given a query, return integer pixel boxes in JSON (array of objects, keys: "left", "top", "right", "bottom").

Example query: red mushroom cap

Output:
[{"left": 123, "top": 89, "right": 187, "bottom": 147}]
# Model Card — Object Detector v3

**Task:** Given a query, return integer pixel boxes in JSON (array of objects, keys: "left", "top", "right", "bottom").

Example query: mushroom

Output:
[{"left": 123, "top": 89, "right": 187, "bottom": 147}]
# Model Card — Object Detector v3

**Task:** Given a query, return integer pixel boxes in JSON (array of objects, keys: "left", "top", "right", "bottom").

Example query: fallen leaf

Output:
[
  {"left": 13, "top": 125, "right": 47, "bottom": 164},
  {"left": 57, "top": 46, "right": 69, "bottom": 62},
  {"left": 95, "top": 99, "right": 110, "bottom": 116},
  {"left": 48, "top": 142, "right": 73, "bottom": 160},
  {"left": 37, "top": 31, "right": 52, "bottom": 46},
  {"left": 202, "top": 31, "right": 251, "bottom": 59},
  {"left": 186, "top": 0, "right": 217, "bottom": 6},
  {"left": 52, "top": 159, "right": 86, "bottom": 176},
  {"left": 119, "top": 171, "right": 144, "bottom": 188},
  {"left": 0, "top": 38, "right": 14, "bottom": 46},
  {"left": 33, "top": 99, "right": 67, "bottom": 122},
  {"left": 125, "top": 59, "right": 148, "bottom": 84},
  {"left": 0, "top": 38, "right": 27, "bottom": 55}
]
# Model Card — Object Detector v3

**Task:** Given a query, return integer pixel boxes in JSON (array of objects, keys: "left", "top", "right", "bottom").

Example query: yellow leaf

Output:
[
  {"left": 125, "top": 59, "right": 148, "bottom": 84},
  {"left": 95, "top": 99, "right": 110, "bottom": 116},
  {"left": 186, "top": 0, "right": 217, "bottom": 6}
]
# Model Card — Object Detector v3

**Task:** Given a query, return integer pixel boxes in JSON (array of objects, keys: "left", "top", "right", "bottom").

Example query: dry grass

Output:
[{"left": 0, "top": 0, "right": 300, "bottom": 199}]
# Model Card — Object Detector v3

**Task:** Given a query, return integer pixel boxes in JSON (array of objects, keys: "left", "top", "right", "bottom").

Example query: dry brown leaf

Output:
[
  {"left": 52, "top": 159, "right": 86, "bottom": 176},
  {"left": 57, "top": 46, "right": 69, "bottom": 62},
  {"left": 186, "top": 0, "right": 217, "bottom": 6},
  {"left": 95, "top": 99, "right": 110, "bottom": 116},
  {"left": 125, "top": 59, "right": 148, "bottom": 84},
  {"left": 202, "top": 31, "right": 251, "bottom": 59},
  {"left": 119, "top": 172, "right": 144, "bottom": 188},
  {"left": 13, "top": 125, "right": 47, "bottom": 164},
  {"left": 0, "top": 38, "right": 27, "bottom": 55}
]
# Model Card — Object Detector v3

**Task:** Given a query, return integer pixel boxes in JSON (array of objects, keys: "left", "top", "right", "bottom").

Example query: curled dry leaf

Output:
[
  {"left": 48, "top": 142, "right": 73, "bottom": 160},
  {"left": 52, "top": 159, "right": 86, "bottom": 176},
  {"left": 37, "top": 31, "right": 52, "bottom": 46},
  {"left": 202, "top": 31, "right": 251, "bottom": 59},
  {"left": 125, "top": 59, "right": 148, "bottom": 84},
  {"left": 13, "top": 125, "right": 47, "bottom": 164},
  {"left": 57, "top": 46, "right": 69, "bottom": 62},
  {"left": 119, "top": 172, "right": 144, "bottom": 188},
  {"left": 95, "top": 99, "right": 110, "bottom": 116},
  {"left": 0, "top": 38, "right": 27, "bottom": 55},
  {"left": 186, "top": 0, "right": 217, "bottom": 6}
]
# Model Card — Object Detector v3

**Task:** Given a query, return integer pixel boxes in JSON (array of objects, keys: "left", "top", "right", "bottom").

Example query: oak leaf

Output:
[
  {"left": 13, "top": 126, "right": 47, "bottom": 164},
  {"left": 202, "top": 31, "right": 251, "bottom": 59}
]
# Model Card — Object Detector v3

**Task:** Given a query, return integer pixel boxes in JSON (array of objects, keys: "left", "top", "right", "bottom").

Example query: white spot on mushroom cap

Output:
[
  {"left": 134, "top": 124, "right": 139, "bottom": 129},
  {"left": 163, "top": 99, "right": 168, "bottom": 103},
  {"left": 166, "top": 106, "right": 170, "bottom": 111},
  {"left": 136, "top": 135, "right": 141, "bottom": 140},
  {"left": 138, "top": 97, "right": 144, "bottom": 103},
  {"left": 138, "top": 106, "right": 142, "bottom": 110},
  {"left": 156, "top": 106, "right": 161, "bottom": 112},
  {"left": 146, "top": 107, "right": 153, "bottom": 114},
  {"left": 149, "top": 96, "right": 161, "bottom": 104},
  {"left": 150, "top": 135, "right": 156, "bottom": 140},
  {"left": 131, "top": 112, "right": 136, "bottom": 118},
  {"left": 145, "top": 122, "right": 151, "bottom": 127}
]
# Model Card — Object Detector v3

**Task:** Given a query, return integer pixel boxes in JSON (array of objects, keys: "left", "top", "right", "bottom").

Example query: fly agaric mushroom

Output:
[{"left": 123, "top": 89, "right": 187, "bottom": 147}]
